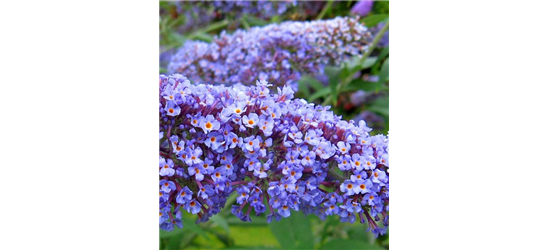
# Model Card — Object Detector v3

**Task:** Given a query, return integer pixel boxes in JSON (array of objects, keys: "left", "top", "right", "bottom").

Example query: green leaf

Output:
[
  {"left": 309, "top": 88, "right": 331, "bottom": 102},
  {"left": 181, "top": 216, "right": 210, "bottom": 240},
  {"left": 298, "top": 79, "right": 311, "bottom": 97},
  {"left": 300, "top": 75, "right": 325, "bottom": 91},
  {"left": 324, "top": 66, "right": 341, "bottom": 105},
  {"left": 245, "top": 15, "right": 270, "bottom": 27},
  {"left": 343, "top": 79, "right": 379, "bottom": 93},
  {"left": 378, "top": 57, "right": 389, "bottom": 84},
  {"left": 210, "top": 214, "right": 230, "bottom": 233},
  {"left": 378, "top": 46, "right": 389, "bottom": 63},
  {"left": 347, "top": 56, "right": 378, "bottom": 72},
  {"left": 159, "top": 227, "right": 184, "bottom": 239},
  {"left": 360, "top": 14, "right": 389, "bottom": 28},
  {"left": 269, "top": 212, "right": 314, "bottom": 249},
  {"left": 321, "top": 239, "right": 385, "bottom": 250},
  {"left": 369, "top": 96, "right": 389, "bottom": 118}
]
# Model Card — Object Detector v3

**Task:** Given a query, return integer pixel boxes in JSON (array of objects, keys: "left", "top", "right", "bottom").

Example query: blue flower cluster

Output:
[
  {"left": 167, "top": 17, "right": 373, "bottom": 89},
  {"left": 159, "top": 74, "right": 389, "bottom": 236}
]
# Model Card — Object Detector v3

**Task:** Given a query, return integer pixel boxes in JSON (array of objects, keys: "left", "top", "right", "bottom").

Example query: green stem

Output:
[
  {"left": 361, "top": 20, "right": 389, "bottom": 66},
  {"left": 316, "top": 0, "right": 334, "bottom": 20}
]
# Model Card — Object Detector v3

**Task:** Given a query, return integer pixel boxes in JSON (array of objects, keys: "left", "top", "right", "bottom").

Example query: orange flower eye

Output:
[{"left": 205, "top": 122, "right": 212, "bottom": 129}]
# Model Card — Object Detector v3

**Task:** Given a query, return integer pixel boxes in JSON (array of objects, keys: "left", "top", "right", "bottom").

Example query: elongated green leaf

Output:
[
  {"left": 300, "top": 75, "right": 325, "bottom": 91},
  {"left": 360, "top": 14, "right": 389, "bottom": 28},
  {"left": 309, "top": 88, "right": 331, "bottom": 102},
  {"left": 244, "top": 15, "right": 270, "bottom": 27},
  {"left": 321, "top": 239, "right": 385, "bottom": 250},
  {"left": 347, "top": 56, "right": 378, "bottom": 72},
  {"left": 269, "top": 212, "right": 314, "bottom": 249},
  {"left": 378, "top": 57, "right": 389, "bottom": 84}
]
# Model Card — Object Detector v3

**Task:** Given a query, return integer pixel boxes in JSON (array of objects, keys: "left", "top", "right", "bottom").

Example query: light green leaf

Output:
[
  {"left": 321, "top": 239, "right": 385, "bottom": 250},
  {"left": 347, "top": 56, "right": 378, "bottom": 72},
  {"left": 269, "top": 212, "right": 314, "bottom": 249},
  {"left": 182, "top": 217, "right": 210, "bottom": 240},
  {"left": 300, "top": 75, "right": 325, "bottom": 91},
  {"left": 245, "top": 15, "right": 270, "bottom": 27},
  {"left": 309, "top": 88, "right": 331, "bottom": 102},
  {"left": 361, "top": 14, "right": 389, "bottom": 28},
  {"left": 210, "top": 214, "right": 230, "bottom": 233}
]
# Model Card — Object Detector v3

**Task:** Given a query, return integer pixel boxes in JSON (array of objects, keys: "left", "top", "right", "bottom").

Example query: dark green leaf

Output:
[
  {"left": 360, "top": 14, "right": 389, "bottom": 28},
  {"left": 269, "top": 212, "right": 314, "bottom": 249},
  {"left": 309, "top": 88, "right": 331, "bottom": 102},
  {"left": 378, "top": 57, "right": 389, "bottom": 84},
  {"left": 343, "top": 79, "right": 379, "bottom": 93},
  {"left": 321, "top": 239, "right": 385, "bottom": 250}
]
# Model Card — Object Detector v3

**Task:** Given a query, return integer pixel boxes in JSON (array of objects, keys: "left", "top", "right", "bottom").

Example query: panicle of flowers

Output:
[
  {"left": 167, "top": 17, "right": 373, "bottom": 89},
  {"left": 159, "top": 74, "right": 388, "bottom": 236}
]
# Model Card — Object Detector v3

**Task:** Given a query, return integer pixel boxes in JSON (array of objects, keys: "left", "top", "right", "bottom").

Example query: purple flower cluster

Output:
[
  {"left": 213, "top": 0, "right": 297, "bottom": 19},
  {"left": 159, "top": 74, "right": 389, "bottom": 236},
  {"left": 167, "top": 17, "right": 373, "bottom": 89}
]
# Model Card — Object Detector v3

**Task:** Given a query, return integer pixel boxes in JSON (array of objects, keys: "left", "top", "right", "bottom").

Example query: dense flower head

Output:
[
  {"left": 167, "top": 17, "right": 373, "bottom": 89},
  {"left": 159, "top": 74, "right": 388, "bottom": 236}
]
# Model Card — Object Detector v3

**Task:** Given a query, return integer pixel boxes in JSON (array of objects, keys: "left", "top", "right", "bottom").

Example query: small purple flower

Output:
[
  {"left": 164, "top": 100, "right": 181, "bottom": 117},
  {"left": 176, "top": 187, "right": 193, "bottom": 205},
  {"left": 340, "top": 180, "right": 357, "bottom": 196},
  {"left": 350, "top": 1, "right": 374, "bottom": 16},
  {"left": 279, "top": 204, "right": 291, "bottom": 218},
  {"left": 205, "top": 132, "right": 224, "bottom": 150},
  {"left": 159, "top": 157, "right": 175, "bottom": 177},
  {"left": 243, "top": 135, "right": 260, "bottom": 152},
  {"left": 337, "top": 155, "right": 352, "bottom": 171},
  {"left": 337, "top": 141, "right": 351, "bottom": 155},
  {"left": 351, "top": 154, "right": 365, "bottom": 171},
  {"left": 159, "top": 180, "right": 176, "bottom": 193},
  {"left": 365, "top": 193, "right": 381, "bottom": 206},
  {"left": 236, "top": 186, "right": 250, "bottom": 204},
  {"left": 200, "top": 115, "right": 220, "bottom": 134},
  {"left": 242, "top": 113, "right": 259, "bottom": 129},
  {"left": 188, "top": 165, "right": 206, "bottom": 181},
  {"left": 198, "top": 185, "right": 214, "bottom": 200},
  {"left": 186, "top": 200, "right": 202, "bottom": 214}
]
